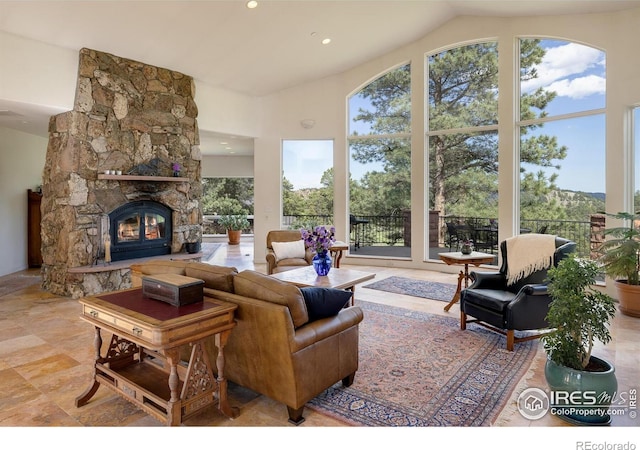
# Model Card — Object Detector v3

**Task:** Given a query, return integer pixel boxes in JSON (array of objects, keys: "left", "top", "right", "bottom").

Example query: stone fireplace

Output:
[
  {"left": 41, "top": 48, "right": 202, "bottom": 298},
  {"left": 108, "top": 200, "right": 173, "bottom": 261}
]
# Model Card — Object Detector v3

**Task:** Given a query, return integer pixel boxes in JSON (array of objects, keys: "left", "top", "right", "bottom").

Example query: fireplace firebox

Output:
[{"left": 108, "top": 200, "right": 173, "bottom": 261}]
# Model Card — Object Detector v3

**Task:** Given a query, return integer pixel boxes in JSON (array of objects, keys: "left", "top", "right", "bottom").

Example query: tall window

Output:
[
  {"left": 348, "top": 63, "right": 411, "bottom": 257},
  {"left": 427, "top": 42, "right": 499, "bottom": 261},
  {"left": 635, "top": 106, "right": 640, "bottom": 213},
  {"left": 281, "top": 139, "right": 334, "bottom": 229},
  {"left": 518, "top": 39, "right": 606, "bottom": 258}
]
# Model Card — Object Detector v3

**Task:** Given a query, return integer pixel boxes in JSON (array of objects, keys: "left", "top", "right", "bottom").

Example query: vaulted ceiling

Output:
[{"left": 2, "top": 0, "right": 639, "bottom": 155}]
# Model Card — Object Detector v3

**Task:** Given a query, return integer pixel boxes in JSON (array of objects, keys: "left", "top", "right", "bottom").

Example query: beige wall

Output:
[
  {"left": 3, "top": 9, "right": 640, "bottom": 281},
  {"left": 0, "top": 127, "right": 47, "bottom": 275},
  {"left": 202, "top": 155, "right": 253, "bottom": 178},
  {"left": 253, "top": 10, "right": 640, "bottom": 279}
]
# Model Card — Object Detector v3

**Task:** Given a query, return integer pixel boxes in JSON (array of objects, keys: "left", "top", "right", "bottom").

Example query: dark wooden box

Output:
[{"left": 142, "top": 273, "right": 204, "bottom": 307}]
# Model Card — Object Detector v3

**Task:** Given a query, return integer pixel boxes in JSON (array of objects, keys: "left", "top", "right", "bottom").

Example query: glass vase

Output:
[{"left": 312, "top": 251, "right": 332, "bottom": 276}]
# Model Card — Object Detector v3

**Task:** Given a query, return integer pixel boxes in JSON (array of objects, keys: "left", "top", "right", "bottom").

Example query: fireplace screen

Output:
[
  {"left": 117, "top": 213, "right": 166, "bottom": 242},
  {"left": 108, "top": 200, "right": 172, "bottom": 261}
]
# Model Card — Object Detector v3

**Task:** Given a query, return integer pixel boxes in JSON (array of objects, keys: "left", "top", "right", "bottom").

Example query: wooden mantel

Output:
[
  {"left": 97, "top": 174, "right": 189, "bottom": 182},
  {"left": 68, "top": 252, "right": 203, "bottom": 274}
]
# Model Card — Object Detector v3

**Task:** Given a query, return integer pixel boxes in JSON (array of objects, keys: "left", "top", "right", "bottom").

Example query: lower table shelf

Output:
[
  {"left": 96, "top": 352, "right": 214, "bottom": 423},
  {"left": 75, "top": 291, "right": 237, "bottom": 426}
]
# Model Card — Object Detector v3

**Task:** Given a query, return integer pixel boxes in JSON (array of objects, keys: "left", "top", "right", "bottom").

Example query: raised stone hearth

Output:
[{"left": 41, "top": 48, "right": 202, "bottom": 298}]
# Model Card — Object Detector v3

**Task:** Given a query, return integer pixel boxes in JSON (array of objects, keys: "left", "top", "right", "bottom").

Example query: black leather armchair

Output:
[{"left": 459, "top": 235, "right": 576, "bottom": 351}]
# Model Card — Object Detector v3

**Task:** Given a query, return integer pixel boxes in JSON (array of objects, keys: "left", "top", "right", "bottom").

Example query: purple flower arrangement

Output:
[
  {"left": 301, "top": 225, "right": 336, "bottom": 255},
  {"left": 172, "top": 162, "right": 181, "bottom": 172}
]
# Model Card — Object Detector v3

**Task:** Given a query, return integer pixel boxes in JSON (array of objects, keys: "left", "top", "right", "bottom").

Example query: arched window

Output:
[
  {"left": 518, "top": 39, "right": 606, "bottom": 258},
  {"left": 427, "top": 41, "right": 499, "bottom": 260},
  {"left": 347, "top": 63, "right": 411, "bottom": 257},
  {"left": 634, "top": 106, "right": 640, "bottom": 212}
]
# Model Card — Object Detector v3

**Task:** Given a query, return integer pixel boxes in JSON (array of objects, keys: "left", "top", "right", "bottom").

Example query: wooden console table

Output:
[{"left": 75, "top": 288, "right": 237, "bottom": 426}]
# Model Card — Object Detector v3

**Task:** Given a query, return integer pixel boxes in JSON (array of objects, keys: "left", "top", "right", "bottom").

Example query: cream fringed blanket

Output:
[{"left": 505, "top": 234, "right": 557, "bottom": 285}]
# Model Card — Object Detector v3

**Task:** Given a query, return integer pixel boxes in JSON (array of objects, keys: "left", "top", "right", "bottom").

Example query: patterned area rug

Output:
[
  {"left": 363, "top": 276, "right": 456, "bottom": 302},
  {"left": 307, "top": 301, "right": 536, "bottom": 426}
]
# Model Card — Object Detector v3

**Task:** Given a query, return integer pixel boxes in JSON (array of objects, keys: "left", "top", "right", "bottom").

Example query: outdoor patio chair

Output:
[{"left": 445, "top": 222, "right": 473, "bottom": 251}]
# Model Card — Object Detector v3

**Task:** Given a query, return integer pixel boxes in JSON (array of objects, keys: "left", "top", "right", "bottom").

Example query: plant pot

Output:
[
  {"left": 227, "top": 229, "right": 241, "bottom": 245},
  {"left": 544, "top": 356, "right": 618, "bottom": 426},
  {"left": 185, "top": 242, "right": 200, "bottom": 254},
  {"left": 614, "top": 280, "right": 640, "bottom": 317}
]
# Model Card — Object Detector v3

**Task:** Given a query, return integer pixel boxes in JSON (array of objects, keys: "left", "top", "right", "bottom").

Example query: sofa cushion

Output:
[
  {"left": 185, "top": 262, "right": 237, "bottom": 293},
  {"left": 233, "top": 270, "right": 309, "bottom": 328},
  {"left": 271, "top": 240, "right": 305, "bottom": 261},
  {"left": 300, "top": 287, "right": 352, "bottom": 322}
]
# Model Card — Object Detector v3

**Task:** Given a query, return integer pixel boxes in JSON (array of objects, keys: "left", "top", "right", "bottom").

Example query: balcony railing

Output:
[
  {"left": 441, "top": 215, "right": 597, "bottom": 258},
  {"left": 281, "top": 213, "right": 600, "bottom": 259},
  {"left": 283, "top": 214, "right": 409, "bottom": 247},
  {"left": 204, "top": 212, "right": 603, "bottom": 261}
]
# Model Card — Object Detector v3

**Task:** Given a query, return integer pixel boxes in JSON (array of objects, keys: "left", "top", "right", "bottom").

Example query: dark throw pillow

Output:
[{"left": 300, "top": 287, "right": 352, "bottom": 322}]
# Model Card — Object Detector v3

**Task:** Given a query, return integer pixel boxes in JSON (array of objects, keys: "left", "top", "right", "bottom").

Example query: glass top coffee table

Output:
[{"left": 270, "top": 265, "right": 375, "bottom": 305}]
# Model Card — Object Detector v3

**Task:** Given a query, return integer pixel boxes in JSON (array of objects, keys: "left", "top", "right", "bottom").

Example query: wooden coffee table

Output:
[
  {"left": 439, "top": 251, "right": 495, "bottom": 312},
  {"left": 270, "top": 266, "right": 375, "bottom": 305},
  {"left": 75, "top": 287, "right": 237, "bottom": 426}
]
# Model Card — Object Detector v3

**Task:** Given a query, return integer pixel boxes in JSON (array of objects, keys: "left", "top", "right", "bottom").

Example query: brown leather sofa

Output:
[
  {"left": 265, "top": 229, "right": 313, "bottom": 274},
  {"left": 129, "top": 260, "right": 364, "bottom": 424}
]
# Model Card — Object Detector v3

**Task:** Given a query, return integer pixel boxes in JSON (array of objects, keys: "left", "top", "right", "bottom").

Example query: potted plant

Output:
[
  {"left": 217, "top": 214, "right": 250, "bottom": 245},
  {"left": 542, "top": 253, "right": 618, "bottom": 425},
  {"left": 596, "top": 211, "right": 640, "bottom": 317}
]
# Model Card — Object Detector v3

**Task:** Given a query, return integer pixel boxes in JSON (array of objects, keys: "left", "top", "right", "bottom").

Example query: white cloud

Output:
[
  {"left": 545, "top": 74, "right": 606, "bottom": 99},
  {"left": 522, "top": 41, "right": 605, "bottom": 98}
]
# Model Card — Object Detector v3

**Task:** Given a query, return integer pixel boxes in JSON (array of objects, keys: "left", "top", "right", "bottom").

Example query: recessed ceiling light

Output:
[
  {"left": 220, "top": 141, "right": 228, "bottom": 145},
  {"left": 246, "top": 1, "right": 258, "bottom": 9},
  {"left": 322, "top": 38, "right": 331, "bottom": 45}
]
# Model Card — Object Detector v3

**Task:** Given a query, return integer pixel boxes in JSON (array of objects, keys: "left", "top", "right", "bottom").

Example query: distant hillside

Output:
[
  {"left": 550, "top": 189, "right": 606, "bottom": 220},
  {"left": 584, "top": 192, "right": 606, "bottom": 202}
]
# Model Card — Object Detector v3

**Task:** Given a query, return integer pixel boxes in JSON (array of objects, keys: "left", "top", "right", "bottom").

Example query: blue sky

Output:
[
  {"left": 283, "top": 39, "right": 618, "bottom": 194},
  {"left": 282, "top": 139, "right": 334, "bottom": 190},
  {"left": 521, "top": 40, "right": 606, "bottom": 193}
]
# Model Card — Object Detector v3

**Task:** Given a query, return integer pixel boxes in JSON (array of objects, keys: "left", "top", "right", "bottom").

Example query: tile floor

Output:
[{"left": 1, "top": 239, "right": 638, "bottom": 445}]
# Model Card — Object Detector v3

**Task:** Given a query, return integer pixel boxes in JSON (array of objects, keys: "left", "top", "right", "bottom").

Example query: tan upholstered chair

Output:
[
  {"left": 208, "top": 270, "right": 363, "bottom": 424},
  {"left": 129, "top": 261, "right": 363, "bottom": 425},
  {"left": 266, "top": 230, "right": 313, "bottom": 274}
]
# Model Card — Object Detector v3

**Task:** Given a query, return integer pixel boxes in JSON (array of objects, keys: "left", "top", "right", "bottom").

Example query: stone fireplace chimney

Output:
[{"left": 41, "top": 48, "right": 202, "bottom": 298}]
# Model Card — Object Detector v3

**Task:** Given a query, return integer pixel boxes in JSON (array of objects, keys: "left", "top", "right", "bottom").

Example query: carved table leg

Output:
[
  {"left": 444, "top": 270, "right": 465, "bottom": 312},
  {"left": 75, "top": 326, "right": 102, "bottom": 407},
  {"left": 215, "top": 329, "right": 236, "bottom": 418},
  {"left": 165, "top": 348, "right": 181, "bottom": 426}
]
